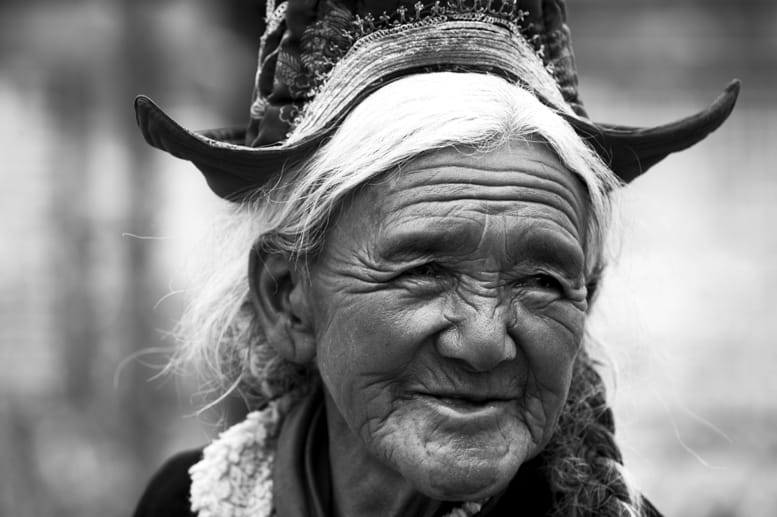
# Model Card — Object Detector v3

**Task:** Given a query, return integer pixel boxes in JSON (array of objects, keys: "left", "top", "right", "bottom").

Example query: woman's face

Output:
[{"left": 304, "top": 141, "right": 591, "bottom": 501}]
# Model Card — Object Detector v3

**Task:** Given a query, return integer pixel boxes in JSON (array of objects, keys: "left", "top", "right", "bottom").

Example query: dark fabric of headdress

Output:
[{"left": 245, "top": 0, "right": 584, "bottom": 148}]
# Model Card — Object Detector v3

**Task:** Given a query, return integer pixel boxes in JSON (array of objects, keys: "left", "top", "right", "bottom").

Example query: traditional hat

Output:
[{"left": 135, "top": 0, "right": 739, "bottom": 201}]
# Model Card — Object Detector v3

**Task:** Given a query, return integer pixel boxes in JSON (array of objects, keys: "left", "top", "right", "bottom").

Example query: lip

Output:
[{"left": 413, "top": 392, "right": 515, "bottom": 417}]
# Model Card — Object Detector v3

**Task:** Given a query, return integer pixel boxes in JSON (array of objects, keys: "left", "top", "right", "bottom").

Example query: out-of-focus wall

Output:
[
  {"left": 570, "top": 2, "right": 777, "bottom": 515},
  {"left": 0, "top": 1, "right": 259, "bottom": 515},
  {"left": 0, "top": 1, "right": 773, "bottom": 516}
]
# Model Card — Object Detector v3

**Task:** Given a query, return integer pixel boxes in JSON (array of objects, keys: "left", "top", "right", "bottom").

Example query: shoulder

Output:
[{"left": 133, "top": 449, "right": 202, "bottom": 517}]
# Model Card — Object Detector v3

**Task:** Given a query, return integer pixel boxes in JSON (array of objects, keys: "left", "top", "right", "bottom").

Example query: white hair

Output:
[{"left": 171, "top": 71, "right": 619, "bottom": 408}]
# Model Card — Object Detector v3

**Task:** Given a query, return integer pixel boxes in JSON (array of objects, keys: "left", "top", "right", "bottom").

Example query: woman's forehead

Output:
[
  {"left": 378, "top": 140, "right": 587, "bottom": 202},
  {"left": 354, "top": 141, "right": 591, "bottom": 241}
]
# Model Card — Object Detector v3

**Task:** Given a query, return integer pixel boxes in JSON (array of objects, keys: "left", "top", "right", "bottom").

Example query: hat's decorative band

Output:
[{"left": 289, "top": 14, "right": 571, "bottom": 142}]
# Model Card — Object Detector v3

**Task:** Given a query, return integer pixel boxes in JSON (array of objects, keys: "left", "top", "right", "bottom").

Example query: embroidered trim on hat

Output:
[
  {"left": 245, "top": 0, "right": 582, "bottom": 146},
  {"left": 288, "top": 15, "right": 570, "bottom": 142}
]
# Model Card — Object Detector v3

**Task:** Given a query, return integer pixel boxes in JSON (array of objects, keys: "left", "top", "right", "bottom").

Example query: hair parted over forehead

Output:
[
  {"left": 171, "top": 71, "right": 620, "bottom": 410},
  {"left": 260, "top": 72, "right": 618, "bottom": 266}
]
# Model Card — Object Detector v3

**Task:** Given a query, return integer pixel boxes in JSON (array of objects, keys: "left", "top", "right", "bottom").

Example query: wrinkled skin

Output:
[{"left": 297, "top": 141, "right": 591, "bottom": 513}]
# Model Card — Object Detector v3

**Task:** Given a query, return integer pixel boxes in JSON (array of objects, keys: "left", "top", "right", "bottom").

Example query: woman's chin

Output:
[
  {"left": 411, "top": 459, "right": 520, "bottom": 502},
  {"left": 396, "top": 442, "right": 531, "bottom": 502},
  {"left": 370, "top": 402, "right": 538, "bottom": 502}
]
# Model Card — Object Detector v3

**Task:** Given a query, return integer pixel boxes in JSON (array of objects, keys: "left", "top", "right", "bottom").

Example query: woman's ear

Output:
[{"left": 248, "top": 246, "right": 316, "bottom": 365}]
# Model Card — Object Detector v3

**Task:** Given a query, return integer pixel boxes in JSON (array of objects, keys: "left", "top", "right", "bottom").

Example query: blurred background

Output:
[{"left": 1, "top": 0, "right": 774, "bottom": 515}]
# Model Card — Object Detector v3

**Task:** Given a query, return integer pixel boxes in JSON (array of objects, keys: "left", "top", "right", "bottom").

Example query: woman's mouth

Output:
[{"left": 413, "top": 392, "right": 516, "bottom": 418}]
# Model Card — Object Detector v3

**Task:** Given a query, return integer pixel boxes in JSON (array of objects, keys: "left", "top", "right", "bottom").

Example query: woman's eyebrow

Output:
[
  {"left": 378, "top": 228, "right": 469, "bottom": 261},
  {"left": 518, "top": 233, "right": 586, "bottom": 277},
  {"left": 377, "top": 224, "right": 584, "bottom": 275}
]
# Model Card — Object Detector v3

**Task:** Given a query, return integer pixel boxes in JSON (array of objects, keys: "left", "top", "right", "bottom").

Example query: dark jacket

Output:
[
  {"left": 133, "top": 448, "right": 662, "bottom": 517},
  {"left": 134, "top": 390, "right": 662, "bottom": 517}
]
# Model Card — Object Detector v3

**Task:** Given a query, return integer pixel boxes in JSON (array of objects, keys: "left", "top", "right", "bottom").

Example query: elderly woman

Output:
[{"left": 132, "top": 1, "right": 738, "bottom": 516}]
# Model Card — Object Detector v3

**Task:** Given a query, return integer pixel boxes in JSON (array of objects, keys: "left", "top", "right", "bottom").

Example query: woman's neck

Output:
[{"left": 323, "top": 393, "right": 441, "bottom": 517}]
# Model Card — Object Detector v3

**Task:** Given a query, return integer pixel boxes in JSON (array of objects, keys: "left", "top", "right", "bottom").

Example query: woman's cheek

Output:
[
  {"left": 361, "top": 289, "right": 449, "bottom": 343},
  {"left": 510, "top": 300, "right": 586, "bottom": 382},
  {"left": 315, "top": 289, "right": 442, "bottom": 411}
]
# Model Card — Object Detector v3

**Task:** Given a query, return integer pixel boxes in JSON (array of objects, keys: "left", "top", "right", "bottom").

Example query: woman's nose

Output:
[{"left": 435, "top": 300, "right": 517, "bottom": 372}]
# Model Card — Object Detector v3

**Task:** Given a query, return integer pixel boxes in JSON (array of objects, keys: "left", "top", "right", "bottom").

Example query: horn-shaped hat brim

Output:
[
  {"left": 561, "top": 80, "right": 740, "bottom": 184},
  {"left": 135, "top": 80, "right": 740, "bottom": 201}
]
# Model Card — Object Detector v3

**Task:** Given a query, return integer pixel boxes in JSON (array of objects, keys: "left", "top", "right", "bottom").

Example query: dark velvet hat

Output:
[{"left": 135, "top": 0, "right": 739, "bottom": 201}]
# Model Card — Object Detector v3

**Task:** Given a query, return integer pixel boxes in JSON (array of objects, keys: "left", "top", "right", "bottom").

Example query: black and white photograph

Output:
[{"left": 1, "top": 0, "right": 773, "bottom": 516}]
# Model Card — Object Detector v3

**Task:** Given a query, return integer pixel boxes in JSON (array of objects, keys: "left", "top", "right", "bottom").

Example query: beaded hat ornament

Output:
[{"left": 135, "top": 0, "right": 738, "bottom": 198}]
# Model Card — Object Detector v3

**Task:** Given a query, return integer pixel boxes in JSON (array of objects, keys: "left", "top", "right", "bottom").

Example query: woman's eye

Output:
[
  {"left": 401, "top": 262, "right": 445, "bottom": 279},
  {"left": 517, "top": 274, "right": 563, "bottom": 292}
]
